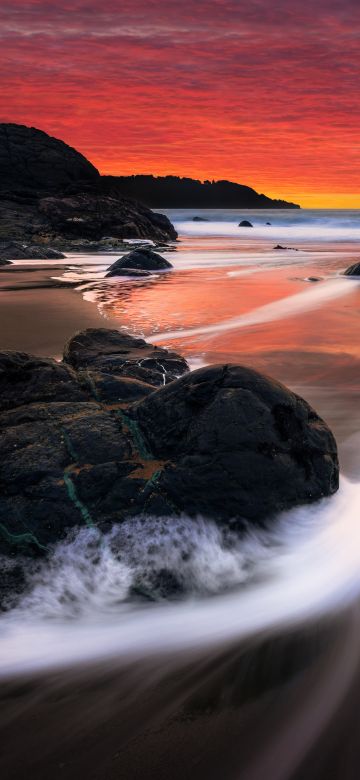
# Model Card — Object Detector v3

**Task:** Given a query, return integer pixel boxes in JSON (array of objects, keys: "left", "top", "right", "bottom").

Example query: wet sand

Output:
[{"left": 0, "top": 264, "right": 115, "bottom": 358}]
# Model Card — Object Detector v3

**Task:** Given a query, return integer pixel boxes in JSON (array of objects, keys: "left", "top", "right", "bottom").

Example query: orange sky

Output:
[{"left": 0, "top": 0, "right": 359, "bottom": 208}]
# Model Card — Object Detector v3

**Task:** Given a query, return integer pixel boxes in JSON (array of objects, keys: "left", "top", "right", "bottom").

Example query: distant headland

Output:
[{"left": 104, "top": 175, "right": 300, "bottom": 210}]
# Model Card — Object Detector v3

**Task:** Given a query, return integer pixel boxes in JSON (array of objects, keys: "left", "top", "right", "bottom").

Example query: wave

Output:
[
  {"left": 155, "top": 277, "right": 359, "bottom": 342},
  {"left": 1, "top": 478, "right": 360, "bottom": 677}
]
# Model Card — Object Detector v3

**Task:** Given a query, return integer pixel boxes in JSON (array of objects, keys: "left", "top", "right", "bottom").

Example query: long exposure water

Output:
[{"left": 1, "top": 209, "right": 360, "bottom": 779}]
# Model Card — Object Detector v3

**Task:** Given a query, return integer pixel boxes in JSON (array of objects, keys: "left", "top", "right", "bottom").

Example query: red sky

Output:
[{"left": 0, "top": 0, "right": 359, "bottom": 207}]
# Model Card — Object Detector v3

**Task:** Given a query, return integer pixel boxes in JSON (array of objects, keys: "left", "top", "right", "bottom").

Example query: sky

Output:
[{"left": 0, "top": 0, "right": 359, "bottom": 208}]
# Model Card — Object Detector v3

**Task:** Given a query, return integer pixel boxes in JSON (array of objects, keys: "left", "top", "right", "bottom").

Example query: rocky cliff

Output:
[{"left": 0, "top": 124, "right": 177, "bottom": 246}]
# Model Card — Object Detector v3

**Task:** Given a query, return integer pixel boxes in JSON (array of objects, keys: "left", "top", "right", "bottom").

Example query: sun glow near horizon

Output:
[{"left": 0, "top": 0, "right": 359, "bottom": 209}]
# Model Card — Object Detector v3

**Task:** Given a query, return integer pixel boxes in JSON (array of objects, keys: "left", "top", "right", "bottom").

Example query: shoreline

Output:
[{"left": 0, "top": 263, "right": 116, "bottom": 358}]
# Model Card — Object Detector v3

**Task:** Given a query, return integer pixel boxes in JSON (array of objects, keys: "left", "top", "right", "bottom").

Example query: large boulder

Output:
[
  {"left": 344, "top": 262, "right": 360, "bottom": 276},
  {"left": 132, "top": 364, "right": 339, "bottom": 524},
  {"left": 106, "top": 249, "right": 173, "bottom": 277},
  {"left": 0, "top": 331, "right": 338, "bottom": 572}
]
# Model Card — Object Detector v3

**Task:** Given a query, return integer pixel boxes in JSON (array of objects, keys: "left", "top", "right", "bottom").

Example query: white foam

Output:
[{"left": 1, "top": 479, "right": 360, "bottom": 677}]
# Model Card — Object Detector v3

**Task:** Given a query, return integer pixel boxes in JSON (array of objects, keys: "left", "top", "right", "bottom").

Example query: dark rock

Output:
[
  {"left": 344, "top": 262, "right": 360, "bottom": 276},
  {"left": 239, "top": 220, "right": 253, "bottom": 227},
  {"left": 0, "top": 123, "right": 99, "bottom": 194},
  {"left": 0, "top": 241, "right": 65, "bottom": 261},
  {"left": 0, "top": 352, "right": 87, "bottom": 412},
  {"left": 306, "top": 277, "right": 322, "bottom": 283},
  {"left": 266, "top": 222, "right": 271, "bottom": 225},
  {"left": 0, "top": 123, "right": 178, "bottom": 245},
  {"left": 63, "top": 328, "right": 189, "bottom": 386},
  {"left": 274, "top": 245, "right": 299, "bottom": 251},
  {"left": 106, "top": 267, "right": 152, "bottom": 278},
  {"left": 106, "top": 249, "right": 172, "bottom": 277},
  {"left": 0, "top": 330, "right": 339, "bottom": 598},
  {"left": 192, "top": 216, "right": 209, "bottom": 222},
  {"left": 133, "top": 364, "right": 339, "bottom": 524},
  {"left": 0, "top": 257, "right": 11, "bottom": 266}
]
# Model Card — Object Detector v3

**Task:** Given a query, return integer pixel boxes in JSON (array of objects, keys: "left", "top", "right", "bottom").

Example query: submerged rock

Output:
[
  {"left": 0, "top": 329, "right": 339, "bottom": 579},
  {"left": 239, "top": 220, "right": 253, "bottom": 227},
  {"left": 106, "top": 249, "right": 173, "bottom": 277},
  {"left": 192, "top": 216, "right": 209, "bottom": 222},
  {"left": 344, "top": 262, "right": 360, "bottom": 276}
]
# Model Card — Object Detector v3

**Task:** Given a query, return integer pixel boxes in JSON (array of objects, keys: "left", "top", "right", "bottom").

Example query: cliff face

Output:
[
  {"left": 102, "top": 175, "right": 301, "bottom": 209},
  {"left": 0, "top": 124, "right": 177, "bottom": 245}
]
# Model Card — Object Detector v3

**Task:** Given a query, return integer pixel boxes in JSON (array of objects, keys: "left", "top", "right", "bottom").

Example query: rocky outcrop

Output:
[
  {"left": 239, "top": 220, "right": 253, "bottom": 227},
  {"left": 0, "top": 241, "right": 65, "bottom": 261},
  {"left": 0, "top": 328, "right": 338, "bottom": 573},
  {"left": 0, "top": 123, "right": 99, "bottom": 194},
  {"left": 106, "top": 249, "right": 173, "bottom": 277},
  {"left": 344, "top": 262, "right": 360, "bottom": 276},
  {"left": 0, "top": 124, "right": 177, "bottom": 246}
]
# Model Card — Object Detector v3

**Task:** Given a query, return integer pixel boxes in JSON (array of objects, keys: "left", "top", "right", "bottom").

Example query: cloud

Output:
[{"left": 0, "top": 0, "right": 359, "bottom": 205}]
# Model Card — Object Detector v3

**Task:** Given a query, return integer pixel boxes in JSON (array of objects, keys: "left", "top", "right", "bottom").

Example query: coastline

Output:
[{"left": 0, "top": 263, "right": 116, "bottom": 358}]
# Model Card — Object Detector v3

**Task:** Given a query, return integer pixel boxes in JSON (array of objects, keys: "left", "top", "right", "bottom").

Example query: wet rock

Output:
[
  {"left": 63, "top": 328, "right": 189, "bottom": 386},
  {"left": 344, "top": 262, "right": 360, "bottom": 276},
  {"left": 239, "top": 220, "right": 253, "bottom": 227},
  {"left": 106, "top": 267, "right": 152, "bottom": 278},
  {"left": 192, "top": 216, "right": 209, "bottom": 222},
  {"left": 274, "top": 244, "right": 299, "bottom": 251},
  {"left": 266, "top": 222, "right": 271, "bottom": 225},
  {"left": 106, "top": 249, "right": 173, "bottom": 277},
  {"left": 133, "top": 364, "right": 339, "bottom": 525},
  {"left": 307, "top": 277, "right": 322, "bottom": 283},
  {"left": 0, "top": 241, "right": 65, "bottom": 261},
  {"left": 0, "top": 257, "right": 11, "bottom": 266}
]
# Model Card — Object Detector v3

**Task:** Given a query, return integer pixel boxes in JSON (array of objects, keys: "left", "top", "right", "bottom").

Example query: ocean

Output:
[{"left": 1, "top": 209, "right": 360, "bottom": 779}]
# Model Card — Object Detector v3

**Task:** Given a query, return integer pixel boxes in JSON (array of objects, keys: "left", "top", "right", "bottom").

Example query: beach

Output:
[{"left": 1, "top": 209, "right": 360, "bottom": 779}]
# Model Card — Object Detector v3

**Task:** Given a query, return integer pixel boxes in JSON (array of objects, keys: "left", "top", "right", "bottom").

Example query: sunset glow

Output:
[{"left": 1, "top": 0, "right": 359, "bottom": 207}]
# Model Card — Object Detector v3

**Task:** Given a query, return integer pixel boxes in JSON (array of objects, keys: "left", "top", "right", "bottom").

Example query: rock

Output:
[
  {"left": 0, "top": 123, "right": 98, "bottom": 194},
  {"left": 0, "top": 331, "right": 339, "bottom": 600},
  {"left": 266, "top": 222, "right": 271, "bottom": 225},
  {"left": 306, "top": 277, "right": 322, "bottom": 283},
  {"left": 0, "top": 241, "right": 65, "bottom": 261},
  {"left": 192, "top": 216, "right": 209, "bottom": 222},
  {"left": 0, "top": 123, "right": 178, "bottom": 245},
  {"left": 106, "top": 249, "right": 173, "bottom": 277},
  {"left": 132, "top": 364, "right": 339, "bottom": 524},
  {"left": 106, "top": 267, "right": 153, "bottom": 278},
  {"left": 239, "top": 220, "right": 253, "bottom": 227},
  {"left": 274, "top": 244, "right": 299, "bottom": 251},
  {"left": 63, "top": 327, "right": 189, "bottom": 386},
  {"left": 344, "top": 262, "right": 360, "bottom": 276},
  {"left": 0, "top": 257, "right": 11, "bottom": 266}
]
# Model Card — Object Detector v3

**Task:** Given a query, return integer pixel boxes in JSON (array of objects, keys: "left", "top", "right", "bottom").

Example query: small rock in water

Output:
[
  {"left": 106, "top": 249, "right": 172, "bottom": 277},
  {"left": 344, "top": 262, "right": 360, "bottom": 276},
  {"left": 306, "top": 276, "right": 322, "bottom": 283},
  {"left": 192, "top": 216, "right": 209, "bottom": 222},
  {"left": 273, "top": 244, "right": 299, "bottom": 251},
  {"left": 239, "top": 220, "right": 253, "bottom": 227}
]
